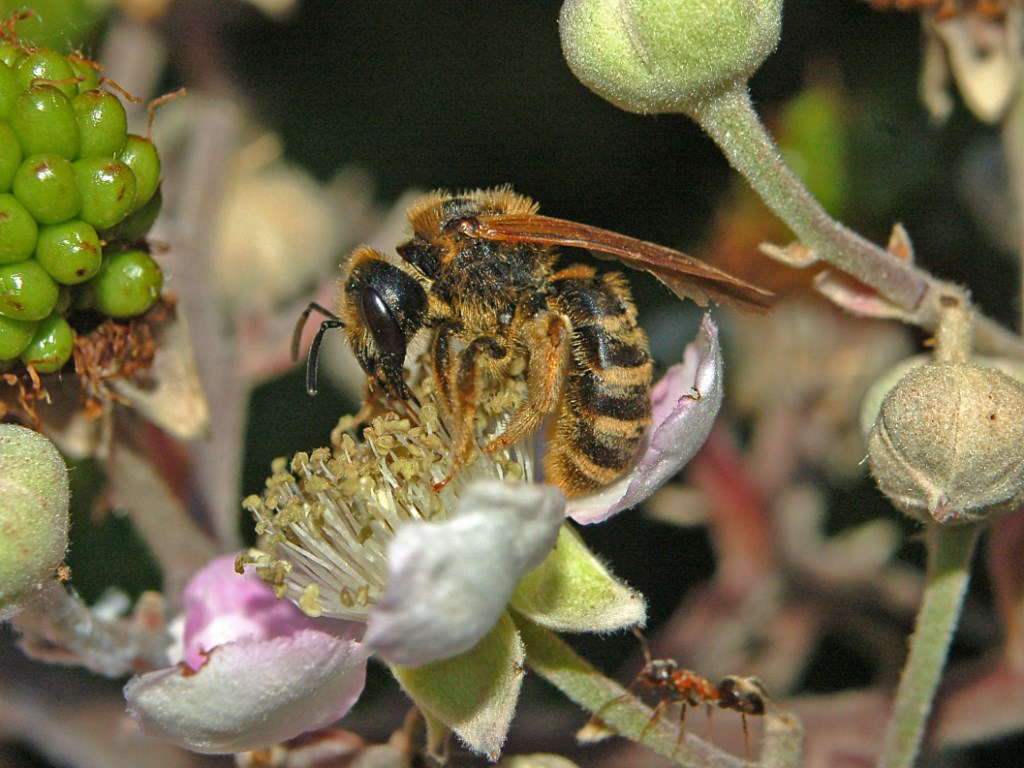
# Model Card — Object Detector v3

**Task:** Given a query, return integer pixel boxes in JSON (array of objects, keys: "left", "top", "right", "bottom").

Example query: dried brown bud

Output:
[{"left": 864, "top": 361, "right": 1024, "bottom": 524}]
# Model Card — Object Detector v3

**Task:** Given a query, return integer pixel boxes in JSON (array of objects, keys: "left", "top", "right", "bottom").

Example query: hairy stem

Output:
[
  {"left": 686, "top": 84, "right": 1024, "bottom": 358},
  {"left": 12, "top": 579, "right": 170, "bottom": 677},
  {"left": 879, "top": 523, "right": 980, "bottom": 768}
]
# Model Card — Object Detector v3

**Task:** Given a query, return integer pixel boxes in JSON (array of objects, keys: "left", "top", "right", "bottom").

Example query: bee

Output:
[
  {"left": 587, "top": 628, "right": 769, "bottom": 757},
  {"left": 294, "top": 187, "right": 772, "bottom": 495}
]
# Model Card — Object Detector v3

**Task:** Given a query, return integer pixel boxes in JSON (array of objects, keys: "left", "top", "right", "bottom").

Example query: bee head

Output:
[{"left": 342, "top": 252, "right": 428, "bottom": 400}]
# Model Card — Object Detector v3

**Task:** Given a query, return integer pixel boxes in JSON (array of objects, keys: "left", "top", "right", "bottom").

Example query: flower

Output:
[
  {"left": 124, "top": 554, "right": 368, "bottom": 753},
  {"left": 124, "top": 316, "right": 724, "bottom": 757}
]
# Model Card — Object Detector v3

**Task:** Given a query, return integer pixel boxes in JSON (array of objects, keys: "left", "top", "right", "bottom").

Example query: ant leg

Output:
[
  {"left": 639, "top": 699, "right": 669, "bottom": 743},
  {"left": 741, "top": 713, "right": 751, "bottom": 763},
  {"left": 484, "top": 312, "right": 570, "bottom": 452}
]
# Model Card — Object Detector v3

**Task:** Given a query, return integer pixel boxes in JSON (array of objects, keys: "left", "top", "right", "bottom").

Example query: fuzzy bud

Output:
[
  {"left": 559, "top": 0, "right": 783, "bottom": 114},
  {"left": 863, "top": 362, "right": 1024, "bottom": 525},
  {"left": 0, "top": 425, "right": 70, "bottom": 619}
]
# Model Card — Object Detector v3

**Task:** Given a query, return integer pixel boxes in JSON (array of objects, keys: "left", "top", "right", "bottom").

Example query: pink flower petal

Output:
[
  {"left": 124, "top": 629, "right": 369, "bottom": 754},
  {"left": 182, "top": 553, "right": 358, "bottom": 670},
  {"left": 566, "top": 314, "right": 723, "bottom": 524},
  {"left": 364, "top": 481, "right": 565, "bottom": 666}
]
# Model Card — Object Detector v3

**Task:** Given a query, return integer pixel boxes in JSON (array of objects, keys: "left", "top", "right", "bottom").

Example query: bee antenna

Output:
[
  {"left": 293, "top": 302, "right": 344, "bottom": 396},
  {"left": 631, "top": 626, "right": 653, "bottom": 666}
]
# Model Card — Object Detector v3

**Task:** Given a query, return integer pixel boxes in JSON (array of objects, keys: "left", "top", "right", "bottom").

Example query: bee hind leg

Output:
[{"left": 484, "top": 312, "right": 570, "bottom": 453}]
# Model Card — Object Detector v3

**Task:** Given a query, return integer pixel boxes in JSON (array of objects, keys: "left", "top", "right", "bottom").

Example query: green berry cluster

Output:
[{"left": 0, "top": 35, "right": 163, "bottom": 375}]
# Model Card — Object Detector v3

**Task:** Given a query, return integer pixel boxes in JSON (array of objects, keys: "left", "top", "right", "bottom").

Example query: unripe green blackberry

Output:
[
  {"left": 20, "top": 313, "right": 73, "bottom": 373},
  {"left": 73, "top": 156, "right": 137, "bottom": 230},
  {"left": 0, "top": 258, "right": 59, "bottom": 321},
  {"left": 0, "top": 192, "right": 37, "bottom": 262},
  {"left": 15, "top": 47, "right": 77, "bottom": 100},
  {"left": 0, "top": 41, "right": 18, "bottom": 68},
  {"left": 34, "top": 219, "right": 101, "bottom": 284},
  {"left": 8, "top": 84, "right": 79, "bottom": 158},
  {"left": 0, "top": 29, "right": 168, "bottom": 379},
  {"left": 86, "top": 249, "right": 162, "bottom": 318},
  {"left": 68, "top": 54, "right": 99, "bottom": 94},
  {"left": 0, "top": 61, "right": 17, "bottom": 116},
  {"left": 100, "top": 184, "right": 161, "bottom": 242},
  {"left": 118, "top": 134, "right": 160, "bottom": 210},
  {"left": 0, "top": 116, "right": 20, "bottom": 190},
  {"left": 73, "top": 89, "right": 128, "bottom": 159},
  {"left": 12, "top": 153, "right": 81, "bottom": 224},
  {"left": 0, "top": 313, "right": 36, "bottom": 360}
]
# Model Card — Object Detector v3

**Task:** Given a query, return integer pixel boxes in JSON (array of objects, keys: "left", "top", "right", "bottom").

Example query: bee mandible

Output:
[{"left": 294, "top": 187, "right": 772, "bottom": 495}]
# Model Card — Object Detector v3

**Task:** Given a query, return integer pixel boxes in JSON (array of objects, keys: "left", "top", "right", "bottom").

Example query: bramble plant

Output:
[
  {"left": 2, "top": 3, "right": 1024, "bottom": 768},
  {"left": 0, "top": 15, "right": 164, "bottom": 380}
]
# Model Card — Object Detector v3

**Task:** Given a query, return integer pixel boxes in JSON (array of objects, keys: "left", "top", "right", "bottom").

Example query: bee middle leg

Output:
[
  {"left": 484, "top": 312, "right": 571, "bottom": 453},
  {"left": 432, "top": 331, "right": 509, "bottom": 491}
]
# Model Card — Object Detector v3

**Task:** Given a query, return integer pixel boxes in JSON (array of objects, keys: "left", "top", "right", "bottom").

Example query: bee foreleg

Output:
[{"left": 485, "top": 312, "right": 571, "bottom": 452}]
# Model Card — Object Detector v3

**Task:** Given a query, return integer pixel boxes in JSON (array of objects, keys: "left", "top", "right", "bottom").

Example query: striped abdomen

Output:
[{"left": 546, "top": 267, "right": 653, "bottom": 495}]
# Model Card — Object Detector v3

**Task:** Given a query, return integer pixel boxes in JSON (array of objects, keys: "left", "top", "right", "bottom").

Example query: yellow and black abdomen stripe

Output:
[{"left": 546, "top": 267, "right": 653, "bottom": 495}]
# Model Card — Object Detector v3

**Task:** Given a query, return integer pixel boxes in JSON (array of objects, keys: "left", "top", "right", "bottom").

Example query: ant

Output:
[{"left": 588, "top": 628, "right": 769, "bottom": 759}]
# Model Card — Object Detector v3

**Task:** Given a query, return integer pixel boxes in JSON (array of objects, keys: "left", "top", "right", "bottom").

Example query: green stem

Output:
[
  {"left": 513, "top": 612, "right": 801, "bottom": 767},
  {"left": 878, "top": 523, "right": 981, "bottom": 768},
  {"left": 686, "top": 84, "right": 1024, "bottom": 359}
]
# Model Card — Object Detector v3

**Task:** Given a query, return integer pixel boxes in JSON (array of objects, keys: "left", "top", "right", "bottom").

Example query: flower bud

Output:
[
  {"left": 559, "top": 0, "right": 783, "bottom": 113},
  {"left": 864, "top": 362, "right": 1024, "bottom": 524},
  {"left": 0, "top": 424, "right": 70, "bottom": 619}
]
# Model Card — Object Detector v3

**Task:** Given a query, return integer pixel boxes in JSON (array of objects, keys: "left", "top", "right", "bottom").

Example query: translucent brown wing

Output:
[{"left": 462, "top": 213, "right": 775, "bottom": 313}]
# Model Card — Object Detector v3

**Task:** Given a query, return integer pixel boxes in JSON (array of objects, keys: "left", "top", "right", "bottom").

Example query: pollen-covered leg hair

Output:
[
  {"left": 430, "top": 321, "right": 461, "bottom": 414},
  {"left": 432, "top": 332, "right": 509, "bottom": 491},
  {"left": 485, "top": 312, "right": 571, "bottom": 452}
]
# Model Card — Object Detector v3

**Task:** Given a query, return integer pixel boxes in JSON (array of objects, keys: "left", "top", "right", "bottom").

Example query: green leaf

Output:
[
  {"left": 511, "top": 524, "right": 646, "bottom": 632},
  {"left": 390, "top": 611, "right": 524, "bottom": 759}
]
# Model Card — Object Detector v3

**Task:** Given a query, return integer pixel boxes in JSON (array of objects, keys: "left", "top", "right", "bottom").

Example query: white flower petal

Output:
[
  {"left": 124, "top": 629, "right": 369, "bottom": 754},
  {"left": 365, "top": 481, "right": 565, "bottom": 666},
  {"left": 567, "top": 315, "right": 723, "bottom": 524}
]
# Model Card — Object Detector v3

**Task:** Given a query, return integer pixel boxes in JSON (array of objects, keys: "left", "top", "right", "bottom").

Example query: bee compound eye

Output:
[{"left": 360, "top": 286, "right": 407, "bottom": 360}]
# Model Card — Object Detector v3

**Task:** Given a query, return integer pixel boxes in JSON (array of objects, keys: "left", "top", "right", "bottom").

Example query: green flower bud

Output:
[
  {"left": 559, "top": 0, "right": 782, "bottom": 113},
  {"left": 0, "top": 424, "right": 70, "bottom": 620},
  {"left": 864, "top": 362, "right": 1024, "bottom": 525}
]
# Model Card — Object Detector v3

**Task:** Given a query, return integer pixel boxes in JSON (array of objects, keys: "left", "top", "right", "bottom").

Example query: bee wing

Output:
[{"left": 469, "top": 214, "right": 775, "bottom": 313}]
